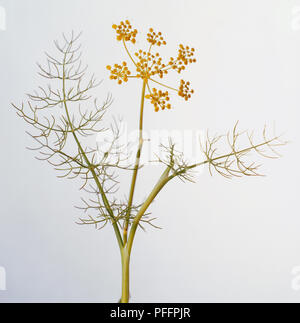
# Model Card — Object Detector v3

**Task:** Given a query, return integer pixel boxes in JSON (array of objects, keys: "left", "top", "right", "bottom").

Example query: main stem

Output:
[
  {"left": 120, "top": 248, "right": 130, "bottom": 303},
  {"left": 123, "top": 80, "right": 147, "bottom": 243},
  {"left": 120, "top": 79, "right": 147, "bottom": 303}
]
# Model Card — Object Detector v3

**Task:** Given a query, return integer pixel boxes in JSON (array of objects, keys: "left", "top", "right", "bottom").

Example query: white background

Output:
[{"left": 0, "top": 0, "right": 300, "bottom": 302}]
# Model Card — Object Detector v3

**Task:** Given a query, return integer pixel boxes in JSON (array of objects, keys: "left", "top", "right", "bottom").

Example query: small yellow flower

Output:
[
  {"left": 134, "top": 50, "right": 168, "bottom": 80},
  {"left": 147, "top": 28, "right": 167, "bottom": 47},
  {"left": 106, "top": 62, "right": 131, "bottom": 84},
  {"left": 169, "top": 45, "right": 196, "bottom": 73},
  {"left": 178, "top": 80, "right": 194, "bottom": 101},
  {"left": 112, "top": 20, "right": 137, "bottom": 44},
  {"left": 145, "top": 88, "right": 171, "bottom": 112}
]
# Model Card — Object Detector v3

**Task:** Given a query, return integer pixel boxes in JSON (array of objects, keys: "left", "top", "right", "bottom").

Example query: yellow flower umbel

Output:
[
  {"left": 106, "top": 20, "right": 196, "bottom": 112},
  {"left": 107, "top": 62, "right": 131, "bottom": 85},
  {"left": 112, "top": 20, "right": 138, "bottom": 43}
]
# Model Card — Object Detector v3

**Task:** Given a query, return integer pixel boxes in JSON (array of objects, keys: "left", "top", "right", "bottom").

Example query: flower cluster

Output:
[
  {"left": 168, "top": 45, "right": 196, "bottom": 73},
  {"left": 106, "top": 62, "right": 131, "bottom": 84},
  {"left": 134, "top": 50, "right": 167, "bottom": 80},
  {"left": 145, "top": 88, "right": 171, "bottom": 112},
  {"left": 147, "top": 28, "right": 167, "bottom": 47},
  {"left": 178, "top": 80, "right": 194, "bottom": 101},
  {"left": 108, "top": 20, "right": 196, "bottom": 112},
  {"left": 112, "top": 20, "right": 138, "bottom": 44}
]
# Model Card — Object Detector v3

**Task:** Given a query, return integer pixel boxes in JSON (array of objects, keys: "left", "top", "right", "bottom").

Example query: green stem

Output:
[
  {"left": 120, "top": 167, "right": 173, "bottom": 303},
  {"left": 123, "top": 79, "right": 147, "bottom": 244},
  {"left": 120, "top": 248, "right": 130, "bottom": 303},
  {"left": 127, "top": 167, "right": 171, "bottom": 256}
]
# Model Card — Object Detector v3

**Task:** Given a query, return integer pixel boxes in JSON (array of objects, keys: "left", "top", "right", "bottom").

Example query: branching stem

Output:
[
  {"left": 61, "top": 49, "right": 124, "bottom": 249},
  {"left": 124, "top": 79, "right": 147, "bottom": 244}
]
